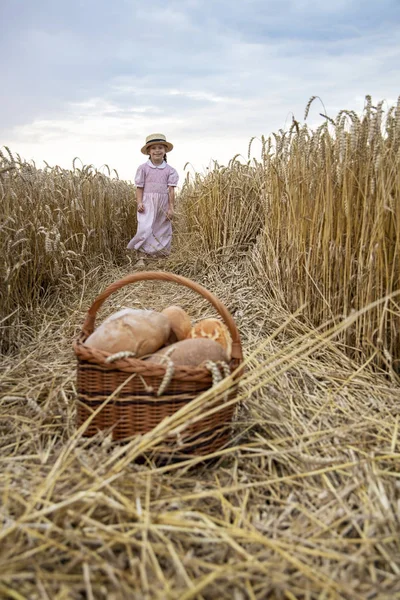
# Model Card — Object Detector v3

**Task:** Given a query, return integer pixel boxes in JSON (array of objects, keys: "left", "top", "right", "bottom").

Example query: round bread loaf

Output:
[
  {"left": 187, "top": 318, "right": 232, "bottom": 359},
  {"left": 85, "top": 308, "right": 170, "bottom": 357},
  {"left": 146, "top": 337, "right": 229, "bottom": 367},
  {"left": 161, "top": 305, "right": 192, "bottom": 344}
]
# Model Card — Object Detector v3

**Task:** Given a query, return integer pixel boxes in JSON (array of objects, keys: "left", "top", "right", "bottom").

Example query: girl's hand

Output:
[
  {"left": 167, "top": 207, "right": 174, "bottom": 220},
  {"left": 137, "top": 202, "right": 144, "bottom": 213}
]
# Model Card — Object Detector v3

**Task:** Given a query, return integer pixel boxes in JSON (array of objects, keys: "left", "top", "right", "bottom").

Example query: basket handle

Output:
[{"left": 82, "top": 271, "right": 243, "bottom": 362}]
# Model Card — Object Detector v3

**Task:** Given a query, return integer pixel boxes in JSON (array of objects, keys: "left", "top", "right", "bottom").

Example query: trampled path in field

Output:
[{"left": 1, "top": 258, "right": 399, "bottom": 599}]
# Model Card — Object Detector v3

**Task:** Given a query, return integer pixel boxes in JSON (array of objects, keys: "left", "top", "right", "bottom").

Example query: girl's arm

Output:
[
  {"left": 167, "top": 186, "right": 175, "bottom": 219},
  {"left": 136, "top": 187, "right": 144, "bottom": 212}
]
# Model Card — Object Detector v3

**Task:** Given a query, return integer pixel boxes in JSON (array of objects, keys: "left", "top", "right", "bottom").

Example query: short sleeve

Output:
[
  {"left": 167, "top": 167, "right": 179, "bottom": 187},
  {"left": 135, "top": 165, "right": 145, "bottom": 187}
]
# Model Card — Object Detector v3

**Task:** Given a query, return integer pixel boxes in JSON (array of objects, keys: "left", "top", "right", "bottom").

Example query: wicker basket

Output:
[{"left": 73, "top": 271, "right": 243, "bottom": 456}]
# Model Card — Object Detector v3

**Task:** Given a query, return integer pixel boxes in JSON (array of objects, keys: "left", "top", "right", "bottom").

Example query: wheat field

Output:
[{"left": 1, "top": 97, "right": 400, "bottom": 599}]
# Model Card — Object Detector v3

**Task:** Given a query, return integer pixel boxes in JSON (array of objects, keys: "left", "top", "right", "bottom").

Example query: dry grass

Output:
[
  {"left": 0, "top": 149, "right": 136, "bottom": 353},
  {"left": 177, "top": 96, "right": 400, "bottom": 371},
  {"left": 1, "top": 96, "right": 400, "bottom": 598},
  {"left": 1, "top": 258, "right": 400, "bottom": 599}
]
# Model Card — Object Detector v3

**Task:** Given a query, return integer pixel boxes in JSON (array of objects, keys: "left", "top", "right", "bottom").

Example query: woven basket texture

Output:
[{"left": 73, "top": 272, "right": 243, "bottom": 456}]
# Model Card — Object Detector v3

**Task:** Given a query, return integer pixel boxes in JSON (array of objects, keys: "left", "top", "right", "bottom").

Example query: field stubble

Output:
[
  {"left": 1, "top": 257, "right": 399, "bottom": 599},
  {"left": 1, "top": 97, "right": 400, "bottom": 598}
]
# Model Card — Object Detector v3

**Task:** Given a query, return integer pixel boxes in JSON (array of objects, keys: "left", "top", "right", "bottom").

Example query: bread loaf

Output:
[
  {"left": 146, "top": 337, "right": 229, "bottom": 367},
  {"left": 85, "top": 308, "right": 170, "bottom": 357},
  {"left": 187, "top": 318, "right": 232, "bottom": 359},
  {"left": 161, "top": 305, "right": 192, "bottom": 344}
]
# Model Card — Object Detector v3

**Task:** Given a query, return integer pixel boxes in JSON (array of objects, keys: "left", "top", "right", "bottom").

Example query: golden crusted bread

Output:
[
  {"left": 146, "top": 337, "right": 229, "bottom": 366},
  {"left": 161, "top": 305, "right": 192, "bottom": 344},
  {"left": 187, "top": 318, "right": 232, "bottom": 359},
  {"left": 85, "top": 308, "right": 170, "bottom": 357}
]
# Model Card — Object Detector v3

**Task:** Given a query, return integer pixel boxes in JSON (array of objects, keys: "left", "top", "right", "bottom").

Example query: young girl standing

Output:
[{"left": 127, "top": 133, "right": 179, "bottom": 265}]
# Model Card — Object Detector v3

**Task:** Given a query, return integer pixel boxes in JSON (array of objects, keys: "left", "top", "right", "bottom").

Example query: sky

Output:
[{"left": 1, "top": 0, "right": 400, "bottom": 184}]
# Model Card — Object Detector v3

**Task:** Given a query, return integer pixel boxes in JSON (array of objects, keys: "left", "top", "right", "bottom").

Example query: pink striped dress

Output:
[{"left": 127, "top": 160, "right": 179, "bottom": 256}]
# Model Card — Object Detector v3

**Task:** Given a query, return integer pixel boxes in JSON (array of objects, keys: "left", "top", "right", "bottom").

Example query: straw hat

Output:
[{"left": 141, "top": 133, "right": 174, "bottom": 154}]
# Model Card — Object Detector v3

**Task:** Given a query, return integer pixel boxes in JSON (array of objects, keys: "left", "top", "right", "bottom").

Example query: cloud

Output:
[{"left": 1, "top": 0, "right": 400, "bottom": 182}]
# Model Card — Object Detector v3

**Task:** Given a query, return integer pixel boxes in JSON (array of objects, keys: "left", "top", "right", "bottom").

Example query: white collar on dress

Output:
[{"left": 147, "top": 160, "right": 167, "bottom": 169}]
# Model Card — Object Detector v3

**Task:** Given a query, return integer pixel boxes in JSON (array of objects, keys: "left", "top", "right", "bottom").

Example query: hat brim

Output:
[{"left": 141, "top": 141, "right": 173, "bottom": 154}]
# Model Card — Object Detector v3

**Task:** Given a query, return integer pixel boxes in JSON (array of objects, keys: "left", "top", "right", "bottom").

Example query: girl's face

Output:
[{"left": 148, "top": 144, "right": 167, "bottom": 164}]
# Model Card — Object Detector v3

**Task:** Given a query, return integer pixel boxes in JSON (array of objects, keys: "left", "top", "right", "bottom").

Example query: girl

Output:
[{"left": 127, "top": 133, "right": 179, "bottom": 266}]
